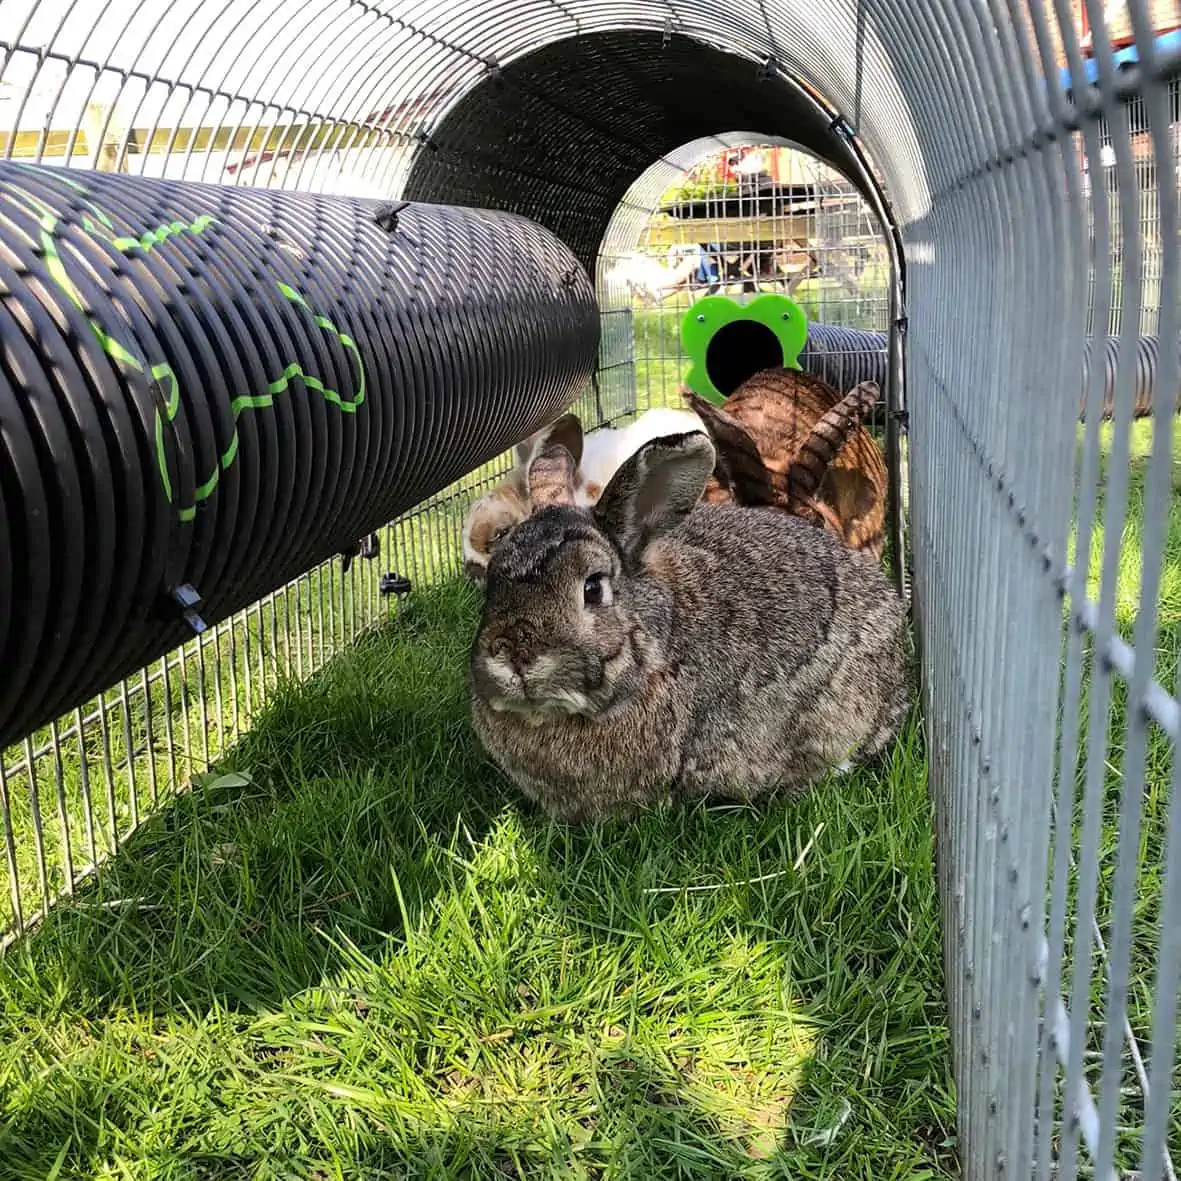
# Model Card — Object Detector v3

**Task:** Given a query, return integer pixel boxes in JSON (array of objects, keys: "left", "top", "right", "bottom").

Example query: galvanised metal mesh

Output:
[
  {"left": 597, "top": 141, "right": 890, "bottom": 419},
  {"left": 906, "top": 18, "right": 1180, "bottom": 1181},
  {"left": 0, "top": 455, "right": 533, "bottom": 946},
  {"left": 1, "top": 1, "right": 1180, "bottom": 1176}
]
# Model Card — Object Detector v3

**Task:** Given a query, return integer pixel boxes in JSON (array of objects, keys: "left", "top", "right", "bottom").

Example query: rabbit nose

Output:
[{"left": 487, "top": 630, "right": 536, "bottom": 668}]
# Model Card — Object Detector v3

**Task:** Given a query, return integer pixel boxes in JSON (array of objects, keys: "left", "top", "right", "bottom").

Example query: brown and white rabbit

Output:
[
  {"left": 684, "top": 370, "right": 887, "bottom": 559},
  {"left": 462, "top": 414, "right": 583, "bottom": 583},
  {"left": 469, "top": 430, "right": 907, "bottom": 822},
  {"left": 461, "top": 407, "right": 703, "bottom": 582}
]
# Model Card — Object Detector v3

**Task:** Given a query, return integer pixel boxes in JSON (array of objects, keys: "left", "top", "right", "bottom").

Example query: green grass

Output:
[
  {"left": 1073, "top": 417, "right": 1181, "bottom": 658},
  {"left": 631, "top": 306, "right": 689, "bottom": 408},
  {"left": 0, "top": 581, "right": 954, "bottom": 1179},
  {"left": 1058, "top": 416, "right": 1181, "bottom": 1158},
  {"left": 3, "top": 355, "right": 1177, "bottom": 1176}
]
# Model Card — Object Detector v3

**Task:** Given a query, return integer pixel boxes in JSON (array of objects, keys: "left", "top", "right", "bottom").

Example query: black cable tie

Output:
[
  {"left": 340, "top": 532, "right": 380, "bottom": 572},
  {"left": 379, "top": 572, "right": 412, "bottom": 597}
]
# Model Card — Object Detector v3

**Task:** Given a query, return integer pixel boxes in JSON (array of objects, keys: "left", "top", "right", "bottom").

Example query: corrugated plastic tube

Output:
[{"left": 0, "top": 162, "right": 599, "bottom": 747}]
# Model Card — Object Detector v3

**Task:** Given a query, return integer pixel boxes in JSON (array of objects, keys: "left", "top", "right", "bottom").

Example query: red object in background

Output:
[
  {"left": 1077, "top": 0, "right": 1180, "bottom": 52},
  {"left": 716, "top": 146, "right": 796, "bottom": 184}
]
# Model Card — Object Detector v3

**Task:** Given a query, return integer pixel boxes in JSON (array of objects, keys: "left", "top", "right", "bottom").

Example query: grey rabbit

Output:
[{"left": 468, "top": 429, "right": 907, "bottom": 822}]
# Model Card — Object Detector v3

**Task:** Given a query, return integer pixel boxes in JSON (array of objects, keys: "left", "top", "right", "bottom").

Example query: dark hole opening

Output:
[{"left": 705, "top": 319, "right": 785, "bottom": 397}]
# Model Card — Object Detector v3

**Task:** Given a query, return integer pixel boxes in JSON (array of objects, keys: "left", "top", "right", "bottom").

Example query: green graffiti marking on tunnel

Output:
[
  {"left": 0, "top": 169, "right": 365, "bottom": 522},
  {"left": 179, "top": 284, "right": 366, "bottom": 520}
]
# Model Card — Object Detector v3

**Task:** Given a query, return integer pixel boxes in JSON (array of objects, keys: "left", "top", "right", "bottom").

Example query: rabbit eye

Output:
[{"left": 583, "top": 573, "right": 609, "bottom": 607}]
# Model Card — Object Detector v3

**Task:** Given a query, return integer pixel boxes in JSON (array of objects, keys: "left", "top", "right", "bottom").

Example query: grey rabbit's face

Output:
[
  {"left": 470, "top": 430, "right": 715, "bottom": 725},
  {"left": 470, "top": 507, "right": 642, "bottom": 720}
]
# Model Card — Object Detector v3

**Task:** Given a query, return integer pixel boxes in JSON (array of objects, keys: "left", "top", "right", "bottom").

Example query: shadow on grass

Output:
[
  {"left": 0, "top": 581, "right": 952, "bottom": 1179},
  {"left": 0, "top": 584, "right": 504, "bottom": 1014},
  {"left": 0, "top": 1048, "right": 947, "bottom": 1181}
]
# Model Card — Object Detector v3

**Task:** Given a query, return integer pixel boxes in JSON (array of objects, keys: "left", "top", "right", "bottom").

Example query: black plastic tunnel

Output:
[
  {"left": 403, "top": 32, "right": 892, "bottom": 274},
  {"left": 0, "top": 162, "right": 598, "bottom": 748},
  {"left": 402, "top": 30, "right": 910, "bottom": 581}
]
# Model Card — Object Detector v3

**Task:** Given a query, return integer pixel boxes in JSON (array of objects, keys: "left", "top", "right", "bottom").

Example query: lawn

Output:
[
  {"left": 1058, "top": 415, "right": 1181, "bottom": 1163},
  {"left": 0, "top": 297, "right": 955, "bottom": 1177},
  {"left": 0, "top": 579, "right": 954, "bottom": 1179},
  {"left": 0, "top": 333, "right": 1175, "bottom": 1177}
]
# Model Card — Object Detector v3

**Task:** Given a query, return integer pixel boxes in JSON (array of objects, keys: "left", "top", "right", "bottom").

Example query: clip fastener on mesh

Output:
[
  {"left": 379, "top": 572, "right": 412, "bottom": 597},
  {"left": 170, "top": 584, "right": 207, "bottom": 635}
]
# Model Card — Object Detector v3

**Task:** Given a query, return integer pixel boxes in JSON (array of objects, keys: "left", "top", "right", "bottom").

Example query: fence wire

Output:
[
  {"left": 907, "top": 11, "right": 1181, "bottom": 1181},
  {"left": 598, "top": 141, "right": 890, "bottom": 427},
  {"left": 0, "top": 456, "right": 512, "bottom": 945},
  {"left": 0, "top": 0, "right": 1180, "bottom": 1177}
]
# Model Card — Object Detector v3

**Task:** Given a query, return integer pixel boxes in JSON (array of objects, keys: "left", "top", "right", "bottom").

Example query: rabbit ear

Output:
[
  {"left": 785, "top": 380, "right": 880, "bottom": 506},
  {"left": 594, "top": 431, "right": 714, "bottom": 556},
  {"left": 515, "top": 413, "right": 584, "bottom": 468},
  {"left": 528, "top": 444, "right": 577, "bottom": 508},
  {"left": 684, "top": 392, "right": 776, "bottom": 506},
  {"left": 543, "top": 413, "right": 584, "bottom": 465}
]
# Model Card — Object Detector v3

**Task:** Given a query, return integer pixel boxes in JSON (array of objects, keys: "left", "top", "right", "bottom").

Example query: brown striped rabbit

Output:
[
  {"left": 469, "top": 431, "right": 907, "bottom": 823},
  {"left": 685, "top": 369, "right": 888, "bottom": 559}
]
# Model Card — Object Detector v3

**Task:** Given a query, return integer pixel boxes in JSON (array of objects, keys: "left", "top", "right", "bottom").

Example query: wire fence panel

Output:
[
  {"left": 908, "top": 7, "right": 1181, "bottom": 1178},
  {"left": 0, "top": 0, "right": 1179, "bottom": 1176},
  {"left": 0, "top": 455, "right": 519, "bottom": 945}
]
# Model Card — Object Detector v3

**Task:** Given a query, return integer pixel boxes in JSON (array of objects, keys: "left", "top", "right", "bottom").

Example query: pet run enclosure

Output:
[{"left": 0, "top": 0, "right": 1179, "bottom": 1177}]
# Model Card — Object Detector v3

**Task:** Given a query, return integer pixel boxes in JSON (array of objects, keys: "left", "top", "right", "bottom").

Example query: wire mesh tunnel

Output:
[{"left": 1, "top": 1, "right": 1180, "bottom": 1178}]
